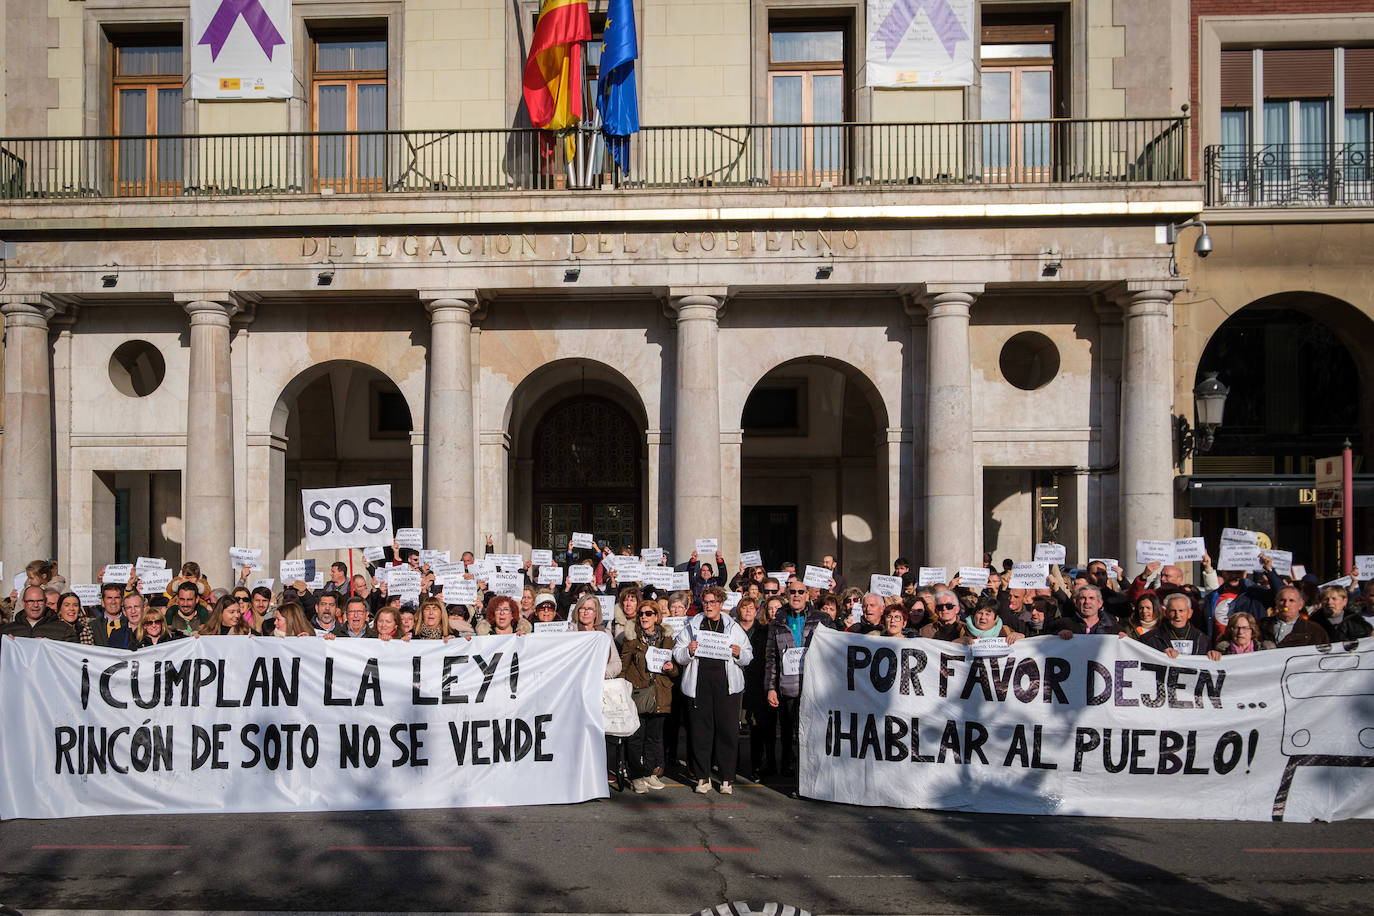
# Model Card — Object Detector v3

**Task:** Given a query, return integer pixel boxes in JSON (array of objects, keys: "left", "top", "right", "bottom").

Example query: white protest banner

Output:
[
  {"left": 799, "top": 628, "right": 1374, "bottom": 822},
  {"left": 1217, "top": 542, "right": 1261, "bottom": 573},
  {"left": 671, "top": 572, "right": 690, "bottom": 591},
  {"left": 468, "top": 559, "right": 497, "bottom": 581},
  {"left": 570, "top": 532, "right": 596, "bottom": 550},
  {"left": 768, "top": 571, "right": 790, "bottom": 587},
  {"left": 279, "top": 559, "right": 309, "bottom": 582},
  {"left": 0, "top": 634, "right": 610, "bottom": 819},
  {"left": 229, "top": 547, "right": 262, "bottom": 570},
  {"left": 641, "top": 547, "right": 665, "bottom": 565},
  {"left": 968, "top": 636, "right": 1011, "bottom": 658},
  {"left": 136, "top": 556, "right": 168, "bottom": 574},
  {"left": 492, "top": 554, "right": 523, "bottom": 572},
  {"left": 957, "top": 567, "right": 990, "bottom": 590},
  {"left": 372, "top": 566, "right": 392, "bottom": 587},
  {"left": 302, "top": 486, "right": 393, "bottom": 550},
  {"left": 1136, "top": 539, "right": 1175, "bottom": 565},
  {"left": 533, "top": 620, "right": 571, "bottom": 635},
  {"left": 918, "top": 566, "right": 947, "bottom": 587},
  {"left": 1355, "top": 556, "right": 1374, "bottom": 581},
  {"left": 782, "top": 647, "right": 807, "bottom": 677},
  {"left": 252, "top": 578, "right": 275, "bottom": 592},
  {"left": 1087, "top": 559, "right": 1120, "bottom": 580},
  {"left": 617, "top": 561, "right": 646, "bottom": 583},
  {"left": 803, "top": 565, "right": 833, "bottom": 590},
  {"left": 103, "top": 564, "right": 134, "bottom": 585},
  {"left": 306, "top": 573, "right": 324, "bottom": 591},
  {"left": 537, "top": 566, "right": 563, "bottom": 586},
  {"left": 596, "top": 596, "right": 616, "bottom": 622},
  {"left": 693, "top": 630, "right": 735, "bottom": 661},
  {"left": 645, "top": 647, "right": 673, "bottom": 673},
  {"left": 448, "top": 579, "right": 479, "bottom": 606},
  {"left": 695, "top": 538, "right": 719, "bottom": 556},
  {"left": 388, "top": 569, "right": 422, "bottom": 604},
  {"left": 865, "top": 0, "right": 974, "bottom": 88},
  {"left": 531, "top": 549, "right": 554, "bottom": 568},
  {"left": 1173, "top": 538, "right": 1207, "bottom": 563},
  {"left": 490, "top": 572, "right": 523, "bottom": 600},
  {"left": 72, "top": 584, "right": 102, "bottom": 607},
  {"left": 1221, "top": 527, "right": 1260, "bottom": 545},
  {"left": 431, "top": 563, "right": 463, "bottom": 590},
  {"left": 1291, "top": 564, "right": 1308, "bottom": 582},
  {"left": 1008, "top": 562, "right": 1049, "bottom": 589},
  {"left": 722, "top": 592, "right": 742, "bottom": 612},
  {"left": 870, "top": 574, "right": 902, "bottom": 597},
  {"left": 395, "top": 527, "right": 423, "bottom": 551},
  {"left": 1267, "top": 549, "right": 1294, "bottom": 578},
  {"left": 12, "top": 571, "right": 26, "bottom": 595},
  {"left": 420, "top": 550, "right": 450, "bottom": 567},
  {"left": 567, "top": 565, "right": 594, "bottom": 585},
  {"left": 1319, "top": 576, "right": 1354, "bottom": 590},
  {"left": 739, "top": 550, "right": 763, "bottom": 569},
  {"left": 1033, "top": 543, "right": 1066, "bottom": 565},
  {"left": 140, "top": 568, "right": 174, "bottom": 594},
  {"left": 363, "top": 546, "right": 386, "bottom": 563},
  {"left": 642, "top": 566, "right": 675, "bottom": 591},
  {"left": 189, "top": 0, "right": 292, "bottom": 99}
]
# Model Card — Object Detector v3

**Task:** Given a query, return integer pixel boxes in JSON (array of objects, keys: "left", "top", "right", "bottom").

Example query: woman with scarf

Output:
[
  {"left": 621, "top": 599, "right": 677, "bottom": 792},
  {"left": 957, "top": 597, "right": 1022, "bottom": 645}
]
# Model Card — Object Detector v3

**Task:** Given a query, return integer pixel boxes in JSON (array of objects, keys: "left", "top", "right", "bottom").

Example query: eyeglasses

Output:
[
  {"left": 702, "top": 598, "right": 721, "bottom": 605},
  {"left": 936, "top": 603, "right": 958, "bottom": 611},
  {"left": 145, "top": 621, "right": 163, "bottom": 627},
  {"left": 236, "top": 597, "right": 249, "bottom": 603},
  {"left": 787, "top": 589, "right": 807, "bottom": 595},
  {"left": 639, "top": 611, "right": 656, "bottom": 618},
  {"left": 764, "top": 588, "right": 779, "bottom": 595}
]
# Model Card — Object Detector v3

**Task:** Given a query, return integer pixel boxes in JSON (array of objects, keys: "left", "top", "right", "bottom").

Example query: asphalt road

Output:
[{"left": 1, "top": 769, "right": 1370, "bottom": 915}]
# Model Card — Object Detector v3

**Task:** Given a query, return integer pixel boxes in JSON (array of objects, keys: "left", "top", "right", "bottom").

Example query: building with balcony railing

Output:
[{"left": 0, "top": 0, "right": 1365, "bottom": 586}]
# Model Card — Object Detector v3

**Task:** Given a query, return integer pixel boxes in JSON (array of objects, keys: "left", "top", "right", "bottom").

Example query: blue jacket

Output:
[{"left": 1200, "top": 568, "right": 1282, "bottom": 634}]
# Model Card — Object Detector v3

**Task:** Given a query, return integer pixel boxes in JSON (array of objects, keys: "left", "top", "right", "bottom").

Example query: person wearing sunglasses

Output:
[
  {"left": 764, "top": 580, "right": 823, "bottom": 780},
  {"left": 918, "top": 590, "right": 969, "bottom": 641},
  {"left": 134, "top": 608, "right": 182, "bottom": 648},
  {"left": 620, "top": 599, "right": 677, "bottom": 792}
]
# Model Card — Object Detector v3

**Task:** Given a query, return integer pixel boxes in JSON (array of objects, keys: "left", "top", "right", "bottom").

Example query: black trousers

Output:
[
  {"left": 749, "top": 702, "right": 777, "bottom": 776},
  {"left": 777, "top": 694, "right": 801, "bottom": 772},
  {"left": 626, "top": 714, "right": 666, "bottom": 778},
  {"left": 688, "top": 662, "right": 741, "bottom": 782},
  {"left": 665, "top": 681, "right": 690, "bottom": 766}
]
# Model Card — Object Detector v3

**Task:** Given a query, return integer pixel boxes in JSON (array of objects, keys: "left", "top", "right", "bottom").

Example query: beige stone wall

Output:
[
  {"left": 1085, "top": 0, "right": 1125, "bottom": 118},
  {"left": 641, "top": 0, "right": 749, "bottom": 125},
  {"left": 868, "top": 87, "right": 963, "bottom": 123},
  {"left": 199, "top": 101, "right": 290, "bottom": 134},
  {"left": 46, "top": 0, "right": 83, "bottom": 135},
  {"left": 405, "top": 0, "right": 505, "bottom": 128}
]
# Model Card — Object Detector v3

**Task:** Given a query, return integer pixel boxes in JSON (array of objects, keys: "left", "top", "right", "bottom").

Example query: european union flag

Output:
[{"left": 597, "top": 0, "right": 639, "bottom": 173}]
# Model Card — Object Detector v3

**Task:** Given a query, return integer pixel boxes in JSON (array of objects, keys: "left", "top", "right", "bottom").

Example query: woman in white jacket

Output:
[{"left": 672, "top": 585, "right": 753, "bottom": 794}]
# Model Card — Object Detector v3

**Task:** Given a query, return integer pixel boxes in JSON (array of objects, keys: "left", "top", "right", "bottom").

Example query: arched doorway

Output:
[
  {"left": 531, "top": 395, "right": 643, "bottom": 551},
  {"left": 273, "top": 361, "right": 416, "bottom": 561},
  {"left": 739, "top": 357, "right": 888, "bottom": 579},
  {"left": 1190, "top": 297, "right": 1371, "bottom": 571}
]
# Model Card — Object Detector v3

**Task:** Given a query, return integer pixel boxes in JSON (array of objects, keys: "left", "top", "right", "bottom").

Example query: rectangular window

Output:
[
  {"left": 312, "top": 32, "right": 387, "bottom": 192},
  {"left": 742, "top": 383, "right": 806, "bottom": 435},
  {"left": 112, "top": 38, "right": 184, "bottom": 196},
  {"left": 981, "top": 14, "right": 1059, "bottom": 181},
  {"left": 768, "top": 22, "right": 846, "bottom": 186}
]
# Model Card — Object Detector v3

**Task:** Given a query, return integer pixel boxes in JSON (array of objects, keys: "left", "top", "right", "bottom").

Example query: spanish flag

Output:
[{"left": 523, "top": 0, "right": 592, "bottom": 132}]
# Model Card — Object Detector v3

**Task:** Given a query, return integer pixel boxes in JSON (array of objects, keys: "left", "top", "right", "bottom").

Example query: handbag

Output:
[
  {"left": 601, "top": 677, "right": 640, "bottom": 737},
  {"left": 632, "top": 680, "right": 658, "bottom": 714}
]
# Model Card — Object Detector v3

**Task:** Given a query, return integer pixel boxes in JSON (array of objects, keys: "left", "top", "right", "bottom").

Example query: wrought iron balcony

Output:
[
  {"left": 1205, "top": 142, "right": 1374, "bottom": 208},
  {"left": 0, "top": 116, "right": 1187, "bottom": 200}
]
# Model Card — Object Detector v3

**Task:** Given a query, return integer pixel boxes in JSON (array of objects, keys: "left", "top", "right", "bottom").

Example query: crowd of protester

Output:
[{"left": 1, "top": 538, "right": 1370, "bottom": 795}]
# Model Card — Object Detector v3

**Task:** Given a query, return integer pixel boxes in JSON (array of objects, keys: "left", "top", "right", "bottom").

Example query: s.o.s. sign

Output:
[{"left": 301, "top": 485, "right": 393, "bottom": 549}]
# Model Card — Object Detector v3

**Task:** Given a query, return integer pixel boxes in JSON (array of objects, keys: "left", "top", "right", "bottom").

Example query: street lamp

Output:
[{"left": 1177, "top": 371, "right": 1229, "bottom": 463}]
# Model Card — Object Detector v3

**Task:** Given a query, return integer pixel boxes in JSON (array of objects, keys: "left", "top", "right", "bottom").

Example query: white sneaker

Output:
[
  {"left": 632, "top": 777, "right": 649, "bottom": 794},
  {"left": 645, "top": 775, "right": 665, "bottom": 790},
  {"left": 695, "top": 779, "right": 712, "bottom": 794},
  {"left": 718, "top": 781, "right": 734, "bottom": 795}
]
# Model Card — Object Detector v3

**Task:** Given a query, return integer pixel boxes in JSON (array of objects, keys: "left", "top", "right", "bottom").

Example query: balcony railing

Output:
[
  {"left": 0, "top": 116, "right": 1187, "bottom": 201},
  {"left": 1205, "top": 142, "right": 1373, "bottom": 208}
]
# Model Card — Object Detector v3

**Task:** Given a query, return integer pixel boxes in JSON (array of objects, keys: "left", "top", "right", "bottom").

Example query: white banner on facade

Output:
[
  {"left": 190, "top": 0, "right": 292, "bottom": 99},
  {"left": 0, "top": 634, "right": 610, "bottom": 819},
  {"left": 301, "top": 485, "right": 393, "bottom": 550},
  {"left": 799, "top": 628, "right": 1374, "bottom": 822},
  {"left": 865, "top": 0, "right": 974, "bottom": 88}
]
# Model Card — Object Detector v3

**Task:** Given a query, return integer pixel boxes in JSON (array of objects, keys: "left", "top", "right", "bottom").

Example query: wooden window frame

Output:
[
  {"left": 111, "top": 38, "right": 183, "bottom": 196},
  {"left": 310, "top": 31, "right": 388, "bottom": 192}
]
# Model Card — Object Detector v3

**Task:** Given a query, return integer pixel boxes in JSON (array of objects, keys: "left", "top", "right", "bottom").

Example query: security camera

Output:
[{"left": 1194, "top": 233, "right": 1213, "bottom": 258}]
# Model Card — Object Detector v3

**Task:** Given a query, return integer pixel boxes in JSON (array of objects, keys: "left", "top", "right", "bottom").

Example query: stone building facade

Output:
[{"left": 0, "top": 0, "right": 1368, "bottom": 586}]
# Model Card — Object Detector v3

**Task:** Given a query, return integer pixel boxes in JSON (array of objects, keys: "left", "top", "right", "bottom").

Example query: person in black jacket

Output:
[
  {"left": 1047, "top": 585, "right": 1124, "bottom": 638},
  {"left": 0, "top": 586, "right": 78, "bottom": 641},
  {"left": 1143, "top": 592, "right": 1211, "bottom": 657},
  {"left": 736, "top": 597, "right": 773, "bottom": 780},
  {"left": 1314, "top": 585, "right": 1373, "bottom": 642}
]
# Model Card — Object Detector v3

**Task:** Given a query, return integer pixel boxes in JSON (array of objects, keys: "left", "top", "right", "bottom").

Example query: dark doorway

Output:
[
  {"left": 741, "top": 505, "right": 799, "bottom": 570},
  {"left": 532, "top": 395, "right": 643, "bottom": 551}
]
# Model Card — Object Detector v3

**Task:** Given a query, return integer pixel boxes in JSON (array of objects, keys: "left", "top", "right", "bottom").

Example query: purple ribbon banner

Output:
[
  {"left": 198, "top": 0, "right": 286, "bottom": 61},
  {"left": 872, "top": 0, "right": 968, "bottom": 61}
]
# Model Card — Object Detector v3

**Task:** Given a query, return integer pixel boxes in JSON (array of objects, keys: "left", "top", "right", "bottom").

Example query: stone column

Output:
[
  {"left": 424, "top": 294, "right": 477, "bottom": 555},
  {"left": 670, "top": 289, "right": 724, "bottom": 555},
  {"left": 1116, "top": 282, "right": 1181, "bottom": 562},
  {"left": 918, "top": 285, "right": 982, "bottom": 572},
  {"left": 182, "top": 298, "right": 236, "bottom": 586},
  {"left": 2, "top": 300, "right": 56, "bottom": 581}
]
